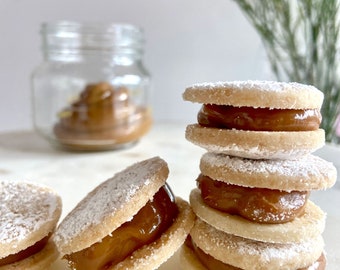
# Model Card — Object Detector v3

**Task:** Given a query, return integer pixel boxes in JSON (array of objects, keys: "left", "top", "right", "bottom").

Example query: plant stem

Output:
[{"left": 234, "top": 0, "right": 340, "bottom": 142}]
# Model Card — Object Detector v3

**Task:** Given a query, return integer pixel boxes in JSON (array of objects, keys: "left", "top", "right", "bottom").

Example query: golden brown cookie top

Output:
[
  {"left": 183, "top": 80, "right": 324, "bottom": 109},
  {"left": 185, "top": 124, "right": 325, "bottom": 159},
  {"left": 200, "top": 152, "right": 337, "bottom": 191},
  {"left": 54, "top": 156, "right": 169, "bottom": 255},
  {"left": 190, "top": 218, "right": 324, "bottom": 270}
]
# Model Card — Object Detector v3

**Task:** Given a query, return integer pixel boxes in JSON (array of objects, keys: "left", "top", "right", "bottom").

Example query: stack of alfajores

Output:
[{"left": 180, "top": 81, "right": 337, "bottom": 270}]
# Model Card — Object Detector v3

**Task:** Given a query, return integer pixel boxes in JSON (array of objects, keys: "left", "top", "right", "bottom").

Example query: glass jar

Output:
[{"left": 31, "top": 21, "right": 152, "bottom": 151}]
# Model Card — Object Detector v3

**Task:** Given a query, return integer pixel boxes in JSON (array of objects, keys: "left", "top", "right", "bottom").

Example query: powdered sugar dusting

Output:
[
  {"left": 184, "top": 80, "right": 324, "bottom": 108},
  {"left": 203, "top": 152, "right": 335, "bottom": 180},
  {"left": 193, "top": 139, "right": 316, "bottom": 160},
  {"left": 233, "top": 234, "right": 314, "bottom": 260},
  {"left": 189, "top": 80, "right": 321, "bottom": 95},
  {"left": 295, "top": 109, "right": 319, "bottom": 120},
  {"left": 201, "top": 152, "right": 337, "bottom": 190},
  {"left": 192, "top": 219, "right": 324, "bottom": 269},
  {"left": 0, "top": 181, "right": 60, "bottom": 245},
  {"left": 201, "top": 221, "right": 320, "bottom": 257},
  {"left": 307, "top": 261, "right": 320, "bottom": 270}
]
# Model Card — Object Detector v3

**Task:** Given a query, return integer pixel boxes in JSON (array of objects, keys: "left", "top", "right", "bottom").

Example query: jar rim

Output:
[
  {"left": 41, "top": 21, "right": 144, "bottom": 53},
  {"left": 41, "top": 21, "right": 143, "bottom": 35}
]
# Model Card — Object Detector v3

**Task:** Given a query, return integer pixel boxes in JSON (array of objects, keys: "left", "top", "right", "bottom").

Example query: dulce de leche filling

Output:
[
  {"left": 185, "top": 236, "right": 242, "bottom": 270},
  {"left": 64, "top": 184, "right": 178, "bottom": 270},
  {"left": 185, "top": 236, "right": 326, "bottom": 270},
  {"left": 58, "top": 82, "right": 139, "bottom": 132},
  {"left": 54, "top": 82, "right": 151, "bottom": 143},
  {"left": 0, "top": 234, "right": 51, "bottom": 266},
  {"left": 197, "top": 104, "right": 322, "bottom": 131},
  {"left": 197, "top": 175, "right": 309, "bottom": 224}
]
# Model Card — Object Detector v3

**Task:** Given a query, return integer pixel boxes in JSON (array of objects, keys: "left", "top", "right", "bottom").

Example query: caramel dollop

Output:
[
  {"left": 58, "top": 82, "right": 132, "bottom": 132},
  {"left": 65, "top": 184, "right": 178, "bottom": 270},
  {"left": 197, "top": 174, "right": 309, "bottom": 224},
  {"left": 197, "top": 104, "right": 321, "bottom": 131},
  {"left": 54, "top": 82, "right": 152, "bottom": 149}
]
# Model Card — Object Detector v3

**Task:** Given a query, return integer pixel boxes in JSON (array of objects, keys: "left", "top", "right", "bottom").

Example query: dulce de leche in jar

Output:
[
  {"left": 54, "top": 82, "right": 152, "bottom": 150},
  {"left": 31, "top": 21, "right": 152, "bottom": 150}
]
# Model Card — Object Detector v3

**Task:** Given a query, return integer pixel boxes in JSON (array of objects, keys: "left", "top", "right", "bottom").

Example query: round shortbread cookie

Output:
[
  {"left": 190, "top": 218, "right": 324, "bottom": 270},
  {"left": 183, "top": 80, "right": 324, "bottom": 109},
  {"left": 190, "top": 189, "right": 325, "bottom": 244},
  {"left": 179, "top": 241, "right": 326, "bottom": 270},
  {"left": 0, "top": 240, "right": 59, "bottom": 270},
  {"left": 200, "top": 152, "right": 337, "bottom": 191},
  {"left": 113, "top": 198, "right": 195, "bottom": 270},
  {"left": 185, "top": 124, "right": 325, "bottom": 159},
  {"left": 0, "top": 181, "right": 62, "bottom": 259},
  {"left": 54, "top": 156, "right": 169, "bottom": 255}
]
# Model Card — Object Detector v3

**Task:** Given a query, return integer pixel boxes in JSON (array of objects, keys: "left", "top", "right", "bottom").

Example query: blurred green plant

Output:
[{"left": 234, "top": 0, "right": 340, "bottom": 143}]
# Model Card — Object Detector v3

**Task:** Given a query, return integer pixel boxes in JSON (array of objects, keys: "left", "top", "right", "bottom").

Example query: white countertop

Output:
[{"left": 0, "top": 123, "right": 339, "bottom": 269}]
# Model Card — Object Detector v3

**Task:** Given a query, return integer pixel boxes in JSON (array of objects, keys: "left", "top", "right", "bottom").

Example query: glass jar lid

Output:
[{"left": 41, "top": 21, "right": 144, "bottom": 55}]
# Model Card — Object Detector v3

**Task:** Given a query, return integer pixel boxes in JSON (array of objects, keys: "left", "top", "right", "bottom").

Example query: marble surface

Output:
[{"left": 0, "top": 123, "right": 339, "bottom": 269}]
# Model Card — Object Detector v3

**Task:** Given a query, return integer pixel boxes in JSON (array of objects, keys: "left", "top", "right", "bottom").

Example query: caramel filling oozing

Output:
[
  {"left": 197, "top": 104, "right": 321, "bottom": 131},
  {"left": 58, "top": 82, "right": 149, "bottom": 133},
  {"left": 197, "top": 175, "right": 309, "bottom": 224},
  {"left": 0, "top": 234, "right": 50, "bottom": 266},
  {"left": 186, "top": 237, "right": 326, "bottom": 270},
  {"left": 65, "top": 184, "right": 178, "bottom": 270}
]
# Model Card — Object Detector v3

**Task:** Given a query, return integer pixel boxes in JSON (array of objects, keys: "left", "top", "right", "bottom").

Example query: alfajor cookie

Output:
[
  {"left": 183, "top": 80, "right": 325, "bottom": 159},
  {"left": 0, "top": 180, "right": 62, "bottom": 270},
  {"left": 53, "top": 156, "right": 195, "bottom": 270},
  {"left": 190, "top": 188, "right": 325, "bottom": 244},
  {"left": 180, "top": 218, "right": 326, "bottom": 270},
  {"left": 189, "top": 152, "right": 336, "bottom": 242}
]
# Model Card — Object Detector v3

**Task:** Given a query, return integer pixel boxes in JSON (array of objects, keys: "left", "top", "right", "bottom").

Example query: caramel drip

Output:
[
  {"left": 197, "top": 175, "right": 309, "bottom": 224},
  {"left": 65, "top": 184, "right": 178, "bottom": 270},
  {"left": 0, "top": 234, "right": 50, "bottom": 266},
  {"left": 197, "top": 104, "right": 321, "bottom": 131}
]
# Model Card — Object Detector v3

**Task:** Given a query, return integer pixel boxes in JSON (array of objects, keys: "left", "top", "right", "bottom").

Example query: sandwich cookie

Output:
[
  {"left": 189, "top": 152, "right": 336, "bottom": 243},
  {"left": 53, "top": 156, "right": 195, "bottom": 270},
  {"left": 183, "top": 80, "right": 325, "bottom": 159},
  {"left": 180, "top": 218, "right": 326, "bottom": 270},
  {"left": 0, "top": 181, "right": 62, "bottom": 270},
  {"left": 190, "top": 189, "right": 324, "bottom": 244}
]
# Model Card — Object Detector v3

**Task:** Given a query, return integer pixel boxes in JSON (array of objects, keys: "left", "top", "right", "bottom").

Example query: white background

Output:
[{"left": 0, "top": 0, "right": 270, "bottom": 132}]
